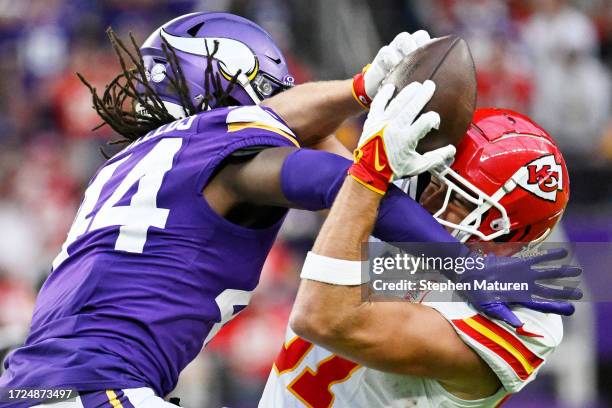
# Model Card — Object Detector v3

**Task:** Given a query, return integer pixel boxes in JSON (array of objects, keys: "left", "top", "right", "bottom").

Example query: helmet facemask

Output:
[{"left": 426, "top": 165, "right": 511, "bottom": 242}]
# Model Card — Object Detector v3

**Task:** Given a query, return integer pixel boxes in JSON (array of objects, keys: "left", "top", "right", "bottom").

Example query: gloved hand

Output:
[
  {"left": 451, "top": 248, "right": 583, "bottom": 327},
  {"left": 352, "top": 31, "right": 434, "bottom": 109},
  {"left": 348, "top": 82, "right": 455, "bottom": 194}
]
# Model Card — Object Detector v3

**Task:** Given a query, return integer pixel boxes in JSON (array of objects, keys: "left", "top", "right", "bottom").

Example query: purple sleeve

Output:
[{"left": 280, "top": 148, "right": 459, "bottom": 245}]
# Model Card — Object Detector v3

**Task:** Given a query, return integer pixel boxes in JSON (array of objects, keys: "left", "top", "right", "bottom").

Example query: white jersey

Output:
[{"left": 259, "top": 300, "right": 562, "bottom": 408}]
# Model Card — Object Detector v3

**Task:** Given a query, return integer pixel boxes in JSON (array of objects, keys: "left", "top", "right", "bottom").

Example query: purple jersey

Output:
[{"left": 0, "top": 106, "right": 300, "bottom": 399}]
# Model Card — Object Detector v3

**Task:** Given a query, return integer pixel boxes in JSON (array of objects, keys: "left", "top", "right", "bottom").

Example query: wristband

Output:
[
  {"left": 352, "top": 64, "right": 372, "bottom": 109},
  {"left": 300, "top": 251, "right": 369, "bottom": 285}
]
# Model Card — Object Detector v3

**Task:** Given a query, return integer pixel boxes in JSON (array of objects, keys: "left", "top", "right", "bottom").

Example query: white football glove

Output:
[
  {"left": 352, "top": 31, "right": 435, "bottom": 108},
  {"left": 348, "top": 81, "right": 455, "bottom": 194}
]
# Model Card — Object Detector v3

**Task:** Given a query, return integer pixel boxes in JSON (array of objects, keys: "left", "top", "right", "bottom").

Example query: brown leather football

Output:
[{"left": 382, "top": 35, "right": 477, "bottom": 153}]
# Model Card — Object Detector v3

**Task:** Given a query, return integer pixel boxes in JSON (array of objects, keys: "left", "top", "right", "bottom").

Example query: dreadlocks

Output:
[{"left": 77, "top": 27, "right": 242, "bottom": 151}]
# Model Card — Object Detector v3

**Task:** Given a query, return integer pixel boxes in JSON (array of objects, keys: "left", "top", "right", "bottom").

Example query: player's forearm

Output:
[
  {"left": 288, "top": 184, "right": 497, "bottom": 396},
  {"left": 288, "top": 156, "right": 480, "bottom": 386},
  {"left": 262, "top": 80, "right": 362, "bottom": 147},
  {"left": 292, "top": 277, "right": 498, "bottom": 397},
  {"left": 264, "top": 30, "right": 437, "bottom": 148},
  {"left": 227, "top": 139, "right": 460, "bottom": 250},
  {"left": 281, "top": 149, "right": 461, "bottom": 249},
  {"left": 289, "top": 178, "right": 453, "bottom": 377},
  {"left": 290, "top": 176, "right": 381, "bottom": 343},
  {"left": 290, "top": 262, "right": 467, "bottom": 379},
  {"left": 314, "top": 175, "right": 382, "bottom": 259}
]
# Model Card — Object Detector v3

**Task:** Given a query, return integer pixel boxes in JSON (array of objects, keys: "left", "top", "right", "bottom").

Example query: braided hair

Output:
[{"left": 78, "top": 28, "right": 242, "bottom": 154}]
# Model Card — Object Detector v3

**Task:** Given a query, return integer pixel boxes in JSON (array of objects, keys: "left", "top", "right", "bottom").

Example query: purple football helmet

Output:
[{"left": 139, "top": 12, "right": 294, "bottom": 118}]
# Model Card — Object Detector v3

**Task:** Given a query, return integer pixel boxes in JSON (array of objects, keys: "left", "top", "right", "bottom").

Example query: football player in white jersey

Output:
[{"left": 260, "top": 84, "right": 579, "bottom": 407}]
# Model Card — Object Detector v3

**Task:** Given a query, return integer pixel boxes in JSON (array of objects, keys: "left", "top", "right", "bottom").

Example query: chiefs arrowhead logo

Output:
[{"left": 516, "top": 155, "right": 563, "bottom": 202}]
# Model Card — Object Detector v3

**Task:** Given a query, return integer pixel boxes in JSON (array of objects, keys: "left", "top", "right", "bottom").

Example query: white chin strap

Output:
[
  {"left": 162, "top": 101, "right": 188, "bottom": 119},
  {"left": 135, "top": 100, "right": 187, "bottom": 120},
  {"left": 136, "top": 86, "right": 261, "bottom": 122},
  {"left": 136, "top": 76, "right": 262, "bottom": 122},
  {"left": 237, "top": 72, "right": 263, "bottom": 105},
  {"left": 429, "top": 165, "right": 512, "bottom": 242}
]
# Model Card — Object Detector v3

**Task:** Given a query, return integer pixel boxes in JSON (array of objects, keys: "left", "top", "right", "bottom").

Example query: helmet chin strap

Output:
[
  {"left": 159, "top": 73, "right": 262, "bottom": 119},
  {"left": 237, "top": 72, "right": 263, "bottom": 105},
  {"left": 138, "top": 72, "right": 263, "bottom": 122},
  {"left": 140, "top": 84, "right": 260, "bottom": 122},
  {"left": 161, "top": 101, "right": 188, "bottom": 119},
  {"left": 135, "top": 100, "right": 187, "bottom": 120}
]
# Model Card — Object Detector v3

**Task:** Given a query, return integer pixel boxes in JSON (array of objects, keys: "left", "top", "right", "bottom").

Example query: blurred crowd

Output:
[{"left": 0, "top": 0, "right": 610, "bottom": 407}]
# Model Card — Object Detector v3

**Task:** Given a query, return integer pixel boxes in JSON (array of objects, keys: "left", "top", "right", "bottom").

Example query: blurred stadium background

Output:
[{"left": 0, "top": 0, "right": 610, "bottom": 407}]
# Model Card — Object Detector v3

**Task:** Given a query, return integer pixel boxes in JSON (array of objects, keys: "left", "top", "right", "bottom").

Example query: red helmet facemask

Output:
[{"left": 429, "top": 108, "right": 569, "bottom": 243}]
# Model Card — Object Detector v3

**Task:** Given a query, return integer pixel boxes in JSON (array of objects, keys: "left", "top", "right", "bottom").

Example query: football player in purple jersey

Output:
[{"left": 0, "top": 12, "right": 579, "bottom": 407}]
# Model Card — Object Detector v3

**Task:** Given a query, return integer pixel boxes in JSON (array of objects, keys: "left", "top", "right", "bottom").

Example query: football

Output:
[{"left": 382, "top": 35, "right": 477, "bottom": 153}]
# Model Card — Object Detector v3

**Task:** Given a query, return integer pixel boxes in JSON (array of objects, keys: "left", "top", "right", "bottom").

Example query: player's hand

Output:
[
  {"left": 348, "top": 81, "right": 454, "bottom": 194},
  {"left": 454, "top": 248, "right": 583, "bottom": 327},
  {"left": 352, "top": 31, "right": 434, "bottom": 109}
]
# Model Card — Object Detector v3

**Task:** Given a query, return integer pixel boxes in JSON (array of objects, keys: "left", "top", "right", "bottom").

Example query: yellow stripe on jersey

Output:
[
  {"left": 227, "top": 122, "right": 300, "bottom": 147},
  {"left": 106, "top": 390, "right": 124, "bottom": 408},
  {"left": 463, "top": 317, "right": 536, "bottom": 375}
]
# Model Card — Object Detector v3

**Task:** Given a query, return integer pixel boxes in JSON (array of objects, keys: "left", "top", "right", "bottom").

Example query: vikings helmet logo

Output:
[
  {"left": 160, "top": 29, "right": 260, "bottom": 81},
  {"left": 516, "top": 155, "right": 563, "bottom": 202}
]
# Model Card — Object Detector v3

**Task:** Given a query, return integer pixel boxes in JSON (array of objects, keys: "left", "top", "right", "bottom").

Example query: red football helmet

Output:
[{"left": 430, "top": 108, "right": 569, "bottom": 243}]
